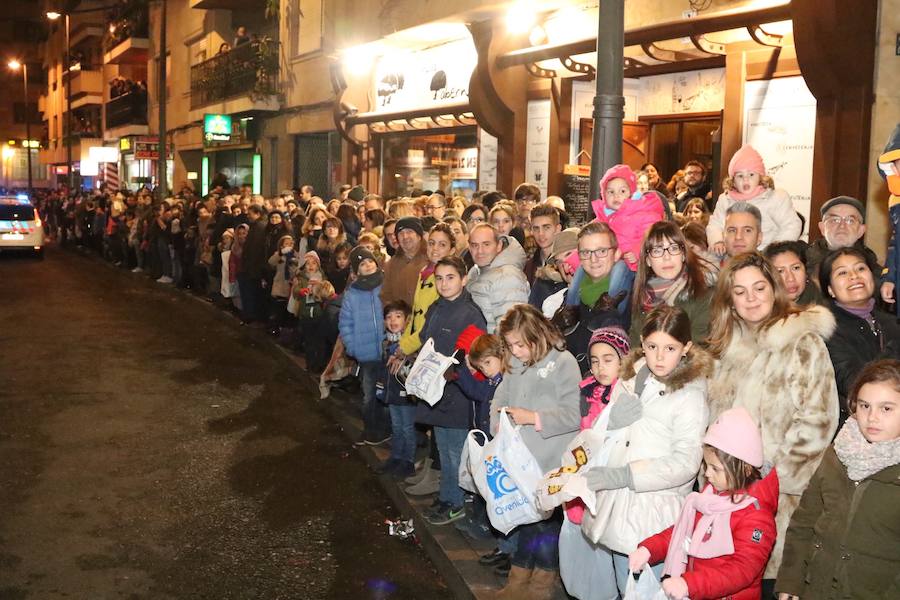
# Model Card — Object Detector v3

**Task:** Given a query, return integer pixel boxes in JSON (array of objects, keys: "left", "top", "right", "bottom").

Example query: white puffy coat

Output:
[
  {"left": 582, "top": 349, "right": 712, "bottom": 554},
  {"left": 706, "top": 187, "right": 801, "bottom": 248}
]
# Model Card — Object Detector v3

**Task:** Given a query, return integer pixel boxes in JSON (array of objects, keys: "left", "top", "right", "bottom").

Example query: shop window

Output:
[
  {"left": 644, "top": 115, "right": 720, "bottom": 185},
  {"left": 379, "top": 128, "right": 478, "bottom": 199}
]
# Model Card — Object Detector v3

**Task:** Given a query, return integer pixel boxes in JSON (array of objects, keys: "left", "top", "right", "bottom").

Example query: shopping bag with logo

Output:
[
  {"left": 623, "top": 569, "right": 667, "bottom": 600},
  {"left": 403, "top": 338, "right": 459, "bottom": 406},
  {"left": 469, "top": 409, "right": 550, "bottom": 534},
  {"left": 459, "top": 429, "right": 487, "bottom": 494}
]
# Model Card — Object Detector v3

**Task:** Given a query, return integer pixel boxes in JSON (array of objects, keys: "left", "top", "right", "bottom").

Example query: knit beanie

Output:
[
  {"left": 303, "top": 250, "right": 321, "bottom": 267},
  {"left": 395, "top": 216, "right": 424, "bottom": 238},
  {"left": 728, "top": 145, "right": 766, "bottom": 178},
  {"left": 347, "top": 185, "right": 366, "bottom": 203},
  {"left": 588, "top": 327, "right": 630, "bottom": 359},
  {"left": 349, "top": 246, "right": 377, "bottom": 274},
  {"left": 599, "top": 165, "right": 637, "bottom": 204},
  {"left": 703, "top": 407, "right": 764, "bottom": 468}
]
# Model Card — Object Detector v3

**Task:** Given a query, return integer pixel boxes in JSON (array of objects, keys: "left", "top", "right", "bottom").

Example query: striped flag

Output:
[{"left": 103, "top": 162, "right": 120, "bottom": 192}]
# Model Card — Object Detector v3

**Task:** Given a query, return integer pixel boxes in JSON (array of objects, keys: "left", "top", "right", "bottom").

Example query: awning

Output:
[
  {"left": 496, "top": 1, "right": 792, "bottom": 79},
  {"left": 344, "top": 101, "right": 476, "bottom": 133}
]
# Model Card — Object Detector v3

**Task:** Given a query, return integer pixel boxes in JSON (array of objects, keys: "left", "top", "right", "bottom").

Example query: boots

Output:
[
  {"left": 493, "top": 565, "right": 532, "bottom": 600},
  {"left": 404, "top": 467, "right": 440, "bottom": 496},
  {"left": 404, "top": 457, "right": 432, "bottom": 485},
  {"left": 525, "top": 568, "right": 562, "bottom": 600}
]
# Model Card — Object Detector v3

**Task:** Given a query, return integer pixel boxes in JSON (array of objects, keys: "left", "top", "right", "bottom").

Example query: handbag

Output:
[{"left": 403, "top": 338, "right": 459, "bottom": 406}]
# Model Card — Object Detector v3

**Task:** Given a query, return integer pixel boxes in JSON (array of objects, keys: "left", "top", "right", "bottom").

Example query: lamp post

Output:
[
  {"left": 46, "top": 11, "right": 73, "bottom": 192},
  {"left": 8, "top": 60, "right": 33, "bottom": 198}
]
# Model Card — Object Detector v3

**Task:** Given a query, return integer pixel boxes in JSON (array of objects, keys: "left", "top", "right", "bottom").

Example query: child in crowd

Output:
[
  {"left": 776, "top": 359, "right": 900, "bottom": 600},
  {"left": 316, "top": 216, "right": 346, "bottom": 266},
  {"left": 219, "top": 228, "right": 236, "bottom": 299},
  {"left": 377, "top": 300, "right": 415, "bottom": 479},
  {"left": 629, "top": 407, "right": 778, "bottom": 600},
  {"left": 326, "top": 242, "right": 352, "bottom": 295},
  {"left": 707, "top": 145, "right": 801, "bottom": 254},
  {"left": 490, "top": 304, "right": 582, "bottom": 600},
  {"left": 289, "top": 251, "right": 325, "bottom": 317},
  {"left": 578, "top": 305, "right": 711, "bottom": 598},
  {"left": 339, "top": 247, "right": 390, "bottom": 445},
  {"left": 415, "top": 256, "right": 487, "bottom": 526},
  {"left": 268, "top": 234, "right": 298, "bottom": 324}
]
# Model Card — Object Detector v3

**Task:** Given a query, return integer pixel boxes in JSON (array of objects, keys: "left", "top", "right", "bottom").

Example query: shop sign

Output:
[
  {"left": 133, "top": 136, "right": 173, "bottom": 160},
  {"left": 448, "top": 148, "right": 478, "bottom": 180},
  {"left": 120, "top": 137, "right": 132, "bottom": 152},
  {"left": 373, "top": 38, "right": 476, "bottom": 113},
  {"left": 204, "top": 114, "right": 233, "bottom": 142},
  {"left": 203, "top": 118, "right": 249, "bottom": 149},
  {"left": 54, "top": 165, "right": 69, "bottom": 175}
]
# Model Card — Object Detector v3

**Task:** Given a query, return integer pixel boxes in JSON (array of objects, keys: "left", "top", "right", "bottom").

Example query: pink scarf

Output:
[
  {"left": 662, "top": 486, "right": 757, "bottom": 577},
  {"left": 728, "top": 185, "right": 765, "bottom": 202}
]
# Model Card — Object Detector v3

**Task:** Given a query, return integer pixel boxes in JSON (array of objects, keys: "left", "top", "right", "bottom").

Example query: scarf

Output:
[
  {"left": 837, "top": 298, "right": 876, "bottom": 325},
  {"left": 353, "top": 271, "right": 384, "bottom": 291},
  {"left": 641, "top": 270, "right": 689, "bottom": 312},
  {"left": 281, "top": 250, "right": 295, "bottom": 281},
  {"left": 420, "top": 262, "right": 436, "bottom": 280},
  {"left": 662, "top": 486, "right": 758, "bottom": 577},
  {"left": 833, "top": 418, "right": 900, "bottom": 481},
  {"left": 728, "top": 185, "right": 766, "bottom": 202},
  {"left": 580, "top": 275, "right": 611, "bottom": 308},
  {"left": 579, "top": 377, "right": 614, "bottom": 431}
]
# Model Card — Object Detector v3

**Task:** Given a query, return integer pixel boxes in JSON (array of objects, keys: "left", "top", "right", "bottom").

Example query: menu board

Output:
[{"left": 560, "top": 164, "right": 592, "bottom": 225}]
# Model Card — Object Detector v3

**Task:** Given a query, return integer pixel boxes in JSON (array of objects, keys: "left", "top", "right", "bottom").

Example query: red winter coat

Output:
[
  {"left": 640, "top": 468, "right": 779, "bottom": 600},
  {"left": 591, "top": 191, "right": 664, "bottom": 271}
]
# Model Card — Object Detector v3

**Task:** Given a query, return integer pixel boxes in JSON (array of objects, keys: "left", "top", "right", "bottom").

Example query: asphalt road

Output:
[{"left": 0, "top": 247, "right": 452, "bottom": 600}]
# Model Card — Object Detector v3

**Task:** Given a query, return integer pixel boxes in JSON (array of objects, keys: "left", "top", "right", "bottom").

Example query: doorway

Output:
[{"left": 642, "top": 113, "right": 721, "bottom": 186}]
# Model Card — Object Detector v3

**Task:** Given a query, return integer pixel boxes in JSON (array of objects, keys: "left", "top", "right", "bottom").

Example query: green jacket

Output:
[
  {"left": 629, "top": 286, "right": 713, "bottom": 346},
  {"left": 775, "top": 446, "right": 900, "bottom": 599}
]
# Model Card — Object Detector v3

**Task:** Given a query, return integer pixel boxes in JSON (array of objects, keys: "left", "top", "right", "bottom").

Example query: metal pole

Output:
[
  {"left": 65, "top": 13, "right": 73, "bottom": 191},
  {"left": 588, "top": 0, "right": 625, "bottom": 206},
  {"left": 157, "top": 0, "right": 168, "bottom": 200},
  {"left": 23, "top": 63, "right": 33, "bottom": 198}
]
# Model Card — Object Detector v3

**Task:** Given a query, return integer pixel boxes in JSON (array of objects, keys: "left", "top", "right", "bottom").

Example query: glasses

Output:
[
  {"left": 648, "top": 243, "right": 684, "bottom": 258},
  {"left": 823, "top": 215, "right": 861, "bottom": 227},
  {"left": 578, "top": 247, "right": 613, "bottom": 260}
]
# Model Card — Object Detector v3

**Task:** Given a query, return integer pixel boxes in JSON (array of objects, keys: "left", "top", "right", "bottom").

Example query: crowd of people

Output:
[{"left": 33, "top": 135, "right": 900, "bottom": 600}]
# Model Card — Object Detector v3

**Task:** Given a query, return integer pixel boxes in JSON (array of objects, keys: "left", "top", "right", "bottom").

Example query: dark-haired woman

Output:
[
  {"left": 819, "top": 247, "right": 900, "bottom": 424},
  {"left": 764, "top": 240, "right": 823, "bottom": 307}
]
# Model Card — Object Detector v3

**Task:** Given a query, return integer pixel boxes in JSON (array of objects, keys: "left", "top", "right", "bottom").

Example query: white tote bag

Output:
[
  {"left": 623, "top": 569, "right": 667, "bottom": 600},
  {"left": 403, "top": 338, "right": 458, "bottom": 406}
]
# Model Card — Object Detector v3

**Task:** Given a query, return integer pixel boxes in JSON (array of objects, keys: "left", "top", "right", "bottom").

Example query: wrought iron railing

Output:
[
  {"left": 189, "top": 40, "right": 279, "bottom": 109},
  {"left": 106, "top": 90, "right": 148, "bottom": 129}
]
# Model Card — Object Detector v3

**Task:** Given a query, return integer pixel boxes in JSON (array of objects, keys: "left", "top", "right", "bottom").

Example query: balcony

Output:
[
  {"left": 102, "top": 3, "right": 149, "bottom": 65},
  {"left": 70, "top": 22, "right": 104, "bottom": 48},
  {"left": 105, "top": 90, "right": 149, "bottom": 140},
  {"left": 68, "top": 70, "right": 104, "bottom": 109},
  {"left": 189, "top": 40, "right": 280, "bottom": 112}
]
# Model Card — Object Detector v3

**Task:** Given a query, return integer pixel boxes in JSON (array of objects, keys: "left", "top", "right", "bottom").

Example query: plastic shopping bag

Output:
[
  {"left": 468, "top": 409, "right": 550, "bottom": 534},
  {"left": 536, "top": 406, "right": 623, "bottom": 514},
  {"left": 403, "top": 338, "right": 459, "bottom": 406},
  {"left": 623, "top": 569, "right": 667, "bottom": 600},
  {"left": 459, "top": 429, "right": 487, "bottom": 494}
]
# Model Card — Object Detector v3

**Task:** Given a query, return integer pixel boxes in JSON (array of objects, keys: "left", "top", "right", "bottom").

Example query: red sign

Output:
[{"left": 55, "top": 165, "right": 69, "bottom": 175}]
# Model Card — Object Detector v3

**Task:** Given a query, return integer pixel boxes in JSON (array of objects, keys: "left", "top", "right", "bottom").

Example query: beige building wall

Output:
[{"left": 866, "top": 0, "right": 900, "bottom": 263}]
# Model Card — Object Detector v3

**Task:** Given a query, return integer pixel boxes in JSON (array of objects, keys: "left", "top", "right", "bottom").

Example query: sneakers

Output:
[
  {"left": 390, "top": 460, "right": 416, "bottom": 481},
  {"left": 479, "top": 548, "right": 511, "bottom": 567},
  {"left": 454, "top": 513, "right": 494, "bottom": 540},
  {"left": 131, "top": 266, "right": 143, "bottom": 273},
  {"left": 404, "top": 468, "right": 440, "bottom": 496},
  {"left": 404, "top": 457, "right": 433, "bottom": 485},
  {"left": 425, "top": 503, "right": 465, "bottom": 526},
  {"left": 156, "top": 275, "right": 174, "bottom": 284}
]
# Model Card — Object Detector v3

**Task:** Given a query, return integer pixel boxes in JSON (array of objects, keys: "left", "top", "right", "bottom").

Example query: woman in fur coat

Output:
[{"left": 706, "top": 252, "right": 839, "bottom": 594}]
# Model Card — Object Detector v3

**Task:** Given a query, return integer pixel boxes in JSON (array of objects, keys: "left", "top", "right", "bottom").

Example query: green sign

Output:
[{"left": 204, "top": 114, "right": 232, "bottom": 142}]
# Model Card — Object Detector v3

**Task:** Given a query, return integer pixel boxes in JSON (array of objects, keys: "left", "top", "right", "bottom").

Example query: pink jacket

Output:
[{"left": 591, "top": 191, "right": 664, "bottom": 271}]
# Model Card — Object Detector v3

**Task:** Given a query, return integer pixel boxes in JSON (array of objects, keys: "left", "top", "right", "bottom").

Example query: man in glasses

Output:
[
  {"left": 675, "top": 160, "right": 713, "bottom": 212},
  {"left": 806, "top": 196, "right": 882, "bottom": 286}
]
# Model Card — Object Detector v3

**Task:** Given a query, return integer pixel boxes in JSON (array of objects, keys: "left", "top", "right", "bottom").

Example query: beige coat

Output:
[{"left": 708, "top": 305, "right": 838, "bottom": 578}]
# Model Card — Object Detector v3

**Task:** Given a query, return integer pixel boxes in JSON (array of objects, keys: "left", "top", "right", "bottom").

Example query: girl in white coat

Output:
[
  {"left": 580, "top": 305, "right": 712, "bottom": 596},
  {"left": 707, "top": 145, "right": 801, "bottom": 254}
]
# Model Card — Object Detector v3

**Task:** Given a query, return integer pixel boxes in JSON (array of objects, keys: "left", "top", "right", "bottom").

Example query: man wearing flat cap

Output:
[{"left": 806, "top": 196, "right": 883, "bottom": 287}]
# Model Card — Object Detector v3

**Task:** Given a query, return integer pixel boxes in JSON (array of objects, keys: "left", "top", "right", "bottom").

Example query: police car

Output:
[{"left": 0, "top": 194, "right": 44, "bottom": 257}]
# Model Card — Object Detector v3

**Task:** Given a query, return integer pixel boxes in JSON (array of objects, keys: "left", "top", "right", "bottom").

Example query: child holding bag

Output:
[
  {"left": 580, "top": 305, "right": 711, "bottom": 597},
  {"left": 628, "top": 407, "right": 778, "bottom": 600},
  {"left": 490, "top": 304, "right": 582, "bottom": 600},
  {"left": 415, "top": 256, "right": 487, "bottom": 526},
  {"left": 775, "top": 359, "right": 900, "bottom": 600}
]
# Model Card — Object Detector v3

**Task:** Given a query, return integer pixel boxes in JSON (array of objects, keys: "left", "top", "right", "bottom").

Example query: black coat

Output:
[
  {"left": 414, "top": 289, "right": 487, "bottom": 428},
  {"left": 825, "top": 303, "right": 900, "bottom": 424},
  {"left": 241, "top": 218, "right": 268, "bottom": 278}
]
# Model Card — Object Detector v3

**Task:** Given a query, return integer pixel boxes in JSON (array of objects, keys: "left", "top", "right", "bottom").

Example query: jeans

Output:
[
  {"left": 156, "top": 237, "right": 172, "bottom": 277},
  {"left": 360, "top": 361, "right": 391, "bottom": 440},
  {"left": 565, "top": 260, "right": 631, "bottom": 314},
  {"left": 511, "top": 510, "right": 563, "bottom": 571},
  {"left": 389, "top": 404, "right": 417, "bottom": 465},
  {"left": 433, "top": 425, "right": 468, "bottom": 507}
]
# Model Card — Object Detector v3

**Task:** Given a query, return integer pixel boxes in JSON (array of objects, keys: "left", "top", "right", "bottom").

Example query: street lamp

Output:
[
  {"left": 8, "top": 59, "right": 33, "bottom": 198},
  {"left": 46, "top": 10, "right": 73, "bottom": 191}
]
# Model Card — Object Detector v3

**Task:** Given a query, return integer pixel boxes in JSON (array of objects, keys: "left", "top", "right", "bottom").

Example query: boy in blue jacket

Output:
[{"left": 339, "top": 247, "right": 390, "bottom": 445}]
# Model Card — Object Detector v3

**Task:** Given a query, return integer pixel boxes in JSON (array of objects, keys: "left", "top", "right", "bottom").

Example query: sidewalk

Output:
[{"left": 78, "top": 248, "right": 515, "bottom": 600}]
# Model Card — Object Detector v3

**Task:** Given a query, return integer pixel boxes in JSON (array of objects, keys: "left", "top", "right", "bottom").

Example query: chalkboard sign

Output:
[{"left": 560, "top": 165, "right": 593, "bottom": 225}]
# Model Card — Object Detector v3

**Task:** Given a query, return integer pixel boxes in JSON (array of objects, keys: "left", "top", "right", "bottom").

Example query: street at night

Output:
[{"left": 0, "top": 249, "right": 451, "bottom": 599}]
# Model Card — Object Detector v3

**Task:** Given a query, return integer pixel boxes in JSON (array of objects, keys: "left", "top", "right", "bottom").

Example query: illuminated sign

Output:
[
  {"left": 252, "top": 154, "right": 261, "bottom": 194},
  {"left": 120, "top": 137, "right": 132, "bottom": 151},
  {"left": 201, "top": 156, "right": 209, "bottom": 196},
  {"left": 204, "top": 114, "right": 232, "bottom": 142}
]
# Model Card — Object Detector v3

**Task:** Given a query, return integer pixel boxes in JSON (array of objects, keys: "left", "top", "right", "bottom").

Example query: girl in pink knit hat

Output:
[
  {"left": 707, "top": 145, "right": 802, "bottom": 255},
  {"left": 628, "top": 406, "right": 779, "bottom": 600}
]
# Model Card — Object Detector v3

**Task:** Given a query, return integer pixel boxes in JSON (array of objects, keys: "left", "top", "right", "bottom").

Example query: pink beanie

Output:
[
  {"left": 599, "top": 164, "right": 637, "bottom": 203},
  {"left": 304, "top": 250, "right": 321, "bottom": 265},
  {"left": 703, "top": 407, "right": 764, "bottom": 468},
  {"left": 728, "top": 145, "right": 766, "bottom": 178}
]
